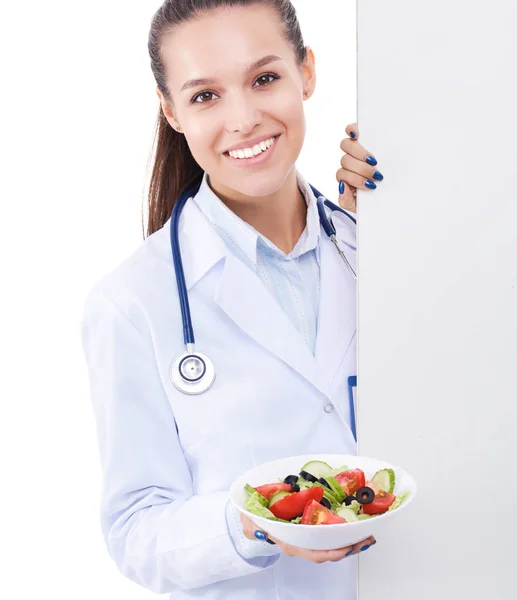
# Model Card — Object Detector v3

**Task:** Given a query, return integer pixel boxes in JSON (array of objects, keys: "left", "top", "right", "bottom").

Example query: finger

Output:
[
  {"left": 349, "top": 536, "right": 377, "bottom": 557},
  {"left": 340, "top": 137, "right": 377, "bottom": 165},
  {"left": 338, "top": 180, "right": 356, "bottom": 213},
  {"left": 340, "top": 154, "right": 383, "bottom": 183},
  {"left": 345, "top": 123, "right": 359, "bottom": 140},
  {"left": 336, "top": 167, "right": 378, "bottom": 192}
]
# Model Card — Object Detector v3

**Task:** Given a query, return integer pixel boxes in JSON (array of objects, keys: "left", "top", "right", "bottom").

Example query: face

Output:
[{"left": 157, "top": 4, "right": 316, "bottom": 201}]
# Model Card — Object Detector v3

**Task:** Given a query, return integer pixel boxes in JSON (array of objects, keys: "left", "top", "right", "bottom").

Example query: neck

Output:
[{"left": 208, "top": 170, "right": 307, "bottom": 254}]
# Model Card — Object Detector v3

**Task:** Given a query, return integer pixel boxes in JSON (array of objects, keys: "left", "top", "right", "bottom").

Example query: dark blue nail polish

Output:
[
  {"left": 360, "top": 544, "right": 371, "bottom": 552},
  {"left": 366, "top": 156, "right": 377, "bottom": 166},
  {"left": 372, "top": 171, "right": 383, "bottom": 181},
  {"left": 345, "top": 549, "right": 355, "bottom": 556},
  {"left": 365, "top": 180, "right": 377, "bottom": 190},
  {"left": 350, "top": 131, "right": 356, "bottom": 139},
  {"left": 339, "top": 180, "right": 345, "bottom": 195}
]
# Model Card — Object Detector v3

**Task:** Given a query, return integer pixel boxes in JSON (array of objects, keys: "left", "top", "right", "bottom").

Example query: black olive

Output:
[
  {"left": 283, "top": 475, "right": 299, "bottom": 487},
  {"left": 355, "top": 486, "right": 375, "bottom": 504},
  {"left": 344, "top": 495, "right": 357, "bottom": 506},
  {"left": 300, "top": 470, "right": 318, "bottom": 483},
  {"left": 320, "top": 497, "right": 331, "bottom": 509},
  {"left": 291, "top": 483, "right": 300, "bottom": 492},
  {"left": 318, "top": 477, "right": 331, "bottom": 489}
]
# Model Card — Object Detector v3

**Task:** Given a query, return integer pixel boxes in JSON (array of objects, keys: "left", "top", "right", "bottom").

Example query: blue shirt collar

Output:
[{"left": 192, "top": 170, "right": 321, "bottom": 266}]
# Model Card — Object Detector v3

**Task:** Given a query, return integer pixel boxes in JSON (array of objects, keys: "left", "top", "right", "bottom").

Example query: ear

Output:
[
  {"left": 156, "top": 88, "right": 181, "bottom": 131},
  {"left": 302, "top": 46, "right": 316, "bottom": 99}
]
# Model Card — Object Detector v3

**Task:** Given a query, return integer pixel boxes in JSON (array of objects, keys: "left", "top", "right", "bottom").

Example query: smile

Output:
[{"left": 224, "top": 135, "right": 280, "bottom": 167}]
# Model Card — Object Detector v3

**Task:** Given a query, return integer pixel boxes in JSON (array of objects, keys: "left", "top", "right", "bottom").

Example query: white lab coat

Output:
[{"left": 80, "top": 187, "right": 358, "bottom": 600}]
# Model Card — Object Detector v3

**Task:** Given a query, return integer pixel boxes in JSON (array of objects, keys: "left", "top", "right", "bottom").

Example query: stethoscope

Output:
[{"left": 169, "top": 177, "right": 357, "bottom": 396}]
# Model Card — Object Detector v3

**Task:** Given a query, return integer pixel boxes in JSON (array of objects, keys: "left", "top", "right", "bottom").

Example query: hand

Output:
[
  {"left": 240, "top": 513, "right": 376, "bottom": 563},
  {"left": 336, "top": 123, "right": 383, "bottom": 213}
]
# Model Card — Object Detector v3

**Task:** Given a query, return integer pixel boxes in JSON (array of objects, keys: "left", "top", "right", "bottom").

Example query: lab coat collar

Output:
[{"left": 191, "top": 170, "right": 321, "bottom": 266}]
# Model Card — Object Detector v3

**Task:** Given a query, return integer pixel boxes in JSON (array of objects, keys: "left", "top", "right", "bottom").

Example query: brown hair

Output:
[{"left": 144, "top": 0, "right": 307, "bottom": 238}]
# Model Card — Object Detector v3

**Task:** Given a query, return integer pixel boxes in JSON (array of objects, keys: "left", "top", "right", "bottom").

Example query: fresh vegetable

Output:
[
  {"left": 370, "top": 468, "right": 396, "bottom": 494},
  {"left": 362, "top": 489, "right": 396, "bottom": 515},
  {"left": 243, "top": 462, "right": 410, "bottom": 525},
  {"left": 301, "top": 500, "right": 347, "bottom": 525},
  {"left": 268, "top": 487, "right": 324, "bottom": 521},
  {"left": 254, "top": 483, "right": 293, "bottom": 500},
  {"left": 335, "top": 469, "right": 366, "bottom": 496}
]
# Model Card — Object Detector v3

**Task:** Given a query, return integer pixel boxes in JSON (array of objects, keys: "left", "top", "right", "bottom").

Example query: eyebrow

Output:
[{"left": 180, "top": 54, "right": 283, "bottom": 92}]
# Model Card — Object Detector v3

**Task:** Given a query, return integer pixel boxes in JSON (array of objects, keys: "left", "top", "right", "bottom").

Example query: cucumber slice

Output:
[
  {"left": 268, "top": 490, "right": 291, "bottom": 507},
  {"left": 370, "top": 468, "right": 396, "bottom": 493},
  {"left": 300, "top": 460, "right": 333, "bottom": 479},
  {"left": 336, "top": 507, "right": 359, "bottom": 522},
  {"left": 326, "top": 476, "right": 345, "bottom": 502},
  {"left": 357, "top": 514, "right": 374, "bottom": 521}
]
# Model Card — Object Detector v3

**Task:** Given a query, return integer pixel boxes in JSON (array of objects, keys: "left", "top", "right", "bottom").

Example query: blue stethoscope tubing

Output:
[{"left": 169, "top": 176, "right": 358, "bottom": 419}]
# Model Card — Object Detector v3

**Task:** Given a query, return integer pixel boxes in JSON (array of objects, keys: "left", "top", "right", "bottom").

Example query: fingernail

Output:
[
  {"left": 366, "top": 156, "right": 377, "bottom": 166},
  {"left": 371, "top": 540, "right": 377, "bottom": 546},
  {"left": 350, "top": 131, "right": 356, "bottom": 139},
  {"left": 372, "top": 171, "right": 383, "bottom": 181},
  {"left": 345, "top": 549, "right": 355, "bottom": 556},
  {"left": 360, "top": 544, "right": 371, "bottom": 552},
  {"left": 365, "top": 180, "right": 377, "bottom": 190},
  {"left": 339, "top": 180, "right": 345, "bottom": 195}
]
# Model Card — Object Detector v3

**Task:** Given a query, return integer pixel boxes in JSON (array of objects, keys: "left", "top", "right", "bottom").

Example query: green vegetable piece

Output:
[
  {"left": 370, "top": 468, "right": 396, "bottom": 493},
  {"left": 326, "top": 476, "right": 345, "bottom": 502},
  {"left": 388, "top": 490, "right": 411, "bottom": 511},
  {"left": 245, "top": 492, "right": 276, "bottom": 520},
  {"left": 327, "top": 465, "right": 350, "bottom": 477}
]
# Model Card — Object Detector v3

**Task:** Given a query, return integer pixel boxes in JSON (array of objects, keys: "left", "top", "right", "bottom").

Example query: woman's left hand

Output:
[{"left": 336, "top": 123, "right": 384, "bottom": 213}]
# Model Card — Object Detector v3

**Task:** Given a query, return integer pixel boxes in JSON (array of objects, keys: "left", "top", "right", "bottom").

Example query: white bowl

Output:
[{"left": 230, "top": 453, "right": 417, "bottom": 550}]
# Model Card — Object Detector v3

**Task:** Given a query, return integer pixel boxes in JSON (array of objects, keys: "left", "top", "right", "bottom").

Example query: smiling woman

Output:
[
  {"left": 147, "top": 0, "right": 315, "bottom": 243},
  {"left": 80, "top": 2, "right": 371, "bottom": 600}
]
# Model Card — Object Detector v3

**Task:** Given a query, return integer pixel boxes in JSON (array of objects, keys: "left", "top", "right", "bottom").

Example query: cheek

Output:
[{"left": 183, "top": 119, "right": 218, "bottom": 163}]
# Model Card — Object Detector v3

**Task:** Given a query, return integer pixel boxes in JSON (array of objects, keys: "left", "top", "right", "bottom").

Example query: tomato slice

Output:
[
  {"left": 362, "top": 489, "right": 396, "bottom": 515},
  {"left": 253, "top": 483, "right": 293, "bottom": 500},
  {"left": 301, "top": 500, "right": 347, "bottom": 525},
  {"left": 335, "top": 469, "right": 366, "bottom": 496},
  {"left": 268, "top": 487, "right": 324, "bottom": 521}
]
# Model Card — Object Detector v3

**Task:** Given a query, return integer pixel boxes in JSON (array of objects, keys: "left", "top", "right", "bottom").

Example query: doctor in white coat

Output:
[{"left": 80, "top": 1, "right": 384, "bottom": 599}]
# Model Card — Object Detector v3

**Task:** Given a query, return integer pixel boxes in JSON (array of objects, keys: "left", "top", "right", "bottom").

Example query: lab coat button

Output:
[{"left": 324, "top": 403, "right": 334, "bottom": 413}]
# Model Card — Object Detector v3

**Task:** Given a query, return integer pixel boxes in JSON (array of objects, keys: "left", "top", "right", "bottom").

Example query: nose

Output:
[{"left": 224, "top": 90, "right": 263, "bottom": 134}]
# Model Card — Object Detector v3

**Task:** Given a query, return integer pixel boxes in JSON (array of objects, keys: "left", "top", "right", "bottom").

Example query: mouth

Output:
[{"left": 223, "top": 134, "right": 281, "bottom": 167}]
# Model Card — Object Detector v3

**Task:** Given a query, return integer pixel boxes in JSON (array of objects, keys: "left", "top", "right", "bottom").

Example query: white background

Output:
[
  {"left": 1, "top": 1, "right": 356, "bottom": 598},
  {"left": 356, "top": 1, "right": 517, "bottom": 598}
]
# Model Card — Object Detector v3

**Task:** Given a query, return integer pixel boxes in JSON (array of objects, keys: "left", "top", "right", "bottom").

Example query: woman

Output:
[{"left": 80, "top": 1, "right": 383, "bottom": 599}]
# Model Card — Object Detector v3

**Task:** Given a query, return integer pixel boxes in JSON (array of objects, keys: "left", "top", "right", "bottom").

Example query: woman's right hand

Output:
[{"left": 240, "top": 513, "right": 376, "bottom": 563}]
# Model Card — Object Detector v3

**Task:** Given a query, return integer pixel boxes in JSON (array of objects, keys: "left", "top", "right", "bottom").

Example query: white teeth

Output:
[{"left": 228, "top": 136, "right": 276, "bottom": 159}]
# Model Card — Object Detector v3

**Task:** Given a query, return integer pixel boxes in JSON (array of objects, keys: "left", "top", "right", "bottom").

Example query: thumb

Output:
[{"left": 338, "top": 180, "right": 357, "bottom": 213}]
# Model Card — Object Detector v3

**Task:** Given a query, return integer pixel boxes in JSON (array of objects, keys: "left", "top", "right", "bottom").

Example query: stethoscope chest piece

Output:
[{"left": 170, "top": 350, "right": 216, "bottom": 395}]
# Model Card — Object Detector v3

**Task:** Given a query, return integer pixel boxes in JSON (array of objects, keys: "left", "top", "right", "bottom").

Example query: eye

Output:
[
  {"left": 253, "top": 72, "right": 280, "bottom": 87},
  {"left": 190, "top": 73, "right": 280, "bottom": 105},
  {"left": 191, "top": 90, "right": 219, "bottom": 104}
]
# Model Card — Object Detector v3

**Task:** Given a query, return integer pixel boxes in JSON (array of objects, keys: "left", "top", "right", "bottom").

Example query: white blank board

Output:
[{"left": 356, "top": 1, "right": 517, "bottom": 598}]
